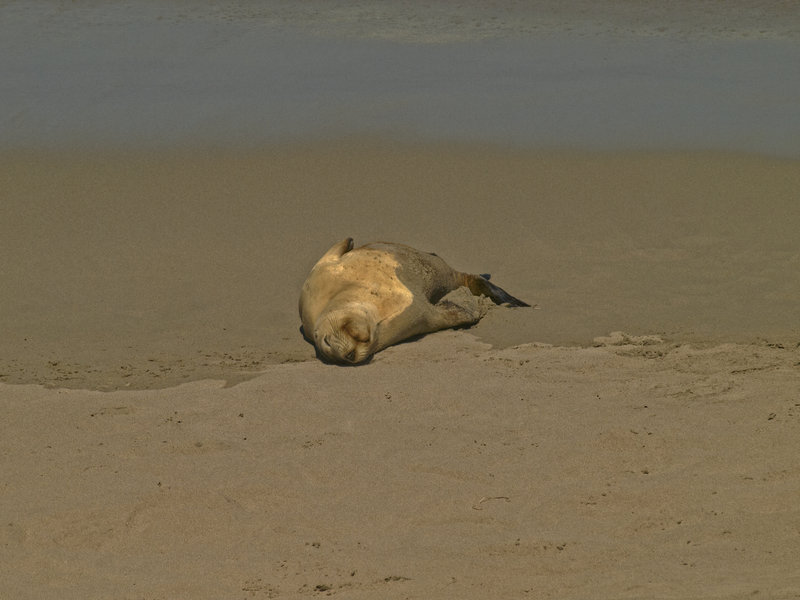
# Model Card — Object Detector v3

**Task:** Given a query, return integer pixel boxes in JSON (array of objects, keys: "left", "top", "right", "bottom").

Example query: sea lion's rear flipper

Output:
[
  {"left": 429, "top": 287, "right": 489, "bottom": 328},
  {"left": 463, "top": 273, "right": 530, "bottom": 307},
  {"left": 318, "top": 237, "right": 354, "bottom": 263}
]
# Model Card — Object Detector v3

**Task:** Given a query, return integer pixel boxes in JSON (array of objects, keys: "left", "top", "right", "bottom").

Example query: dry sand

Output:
[
  {"left": 3, "top": 3, "right": 800, "bottom": 599},
  {"left": 2, "top": 335, "right": 800, "bottom": 598}
]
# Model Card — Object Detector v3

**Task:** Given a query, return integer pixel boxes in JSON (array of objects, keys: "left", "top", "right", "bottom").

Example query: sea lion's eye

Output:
[
  {"left": 322, "top": 335, "right": 331, "bottom": 348},
  {"left": 345, "top": 350, "right": 356, "bottom": 362}
]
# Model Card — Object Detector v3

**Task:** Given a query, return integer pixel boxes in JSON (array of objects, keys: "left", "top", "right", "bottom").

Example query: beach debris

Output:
[{"left": 472, "top": 496, "right": 511, "bottom": 510}]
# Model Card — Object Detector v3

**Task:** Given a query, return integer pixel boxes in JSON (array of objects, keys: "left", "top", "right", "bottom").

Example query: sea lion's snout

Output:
[{"left": 314, "top": 313, "right": 375, "bottom": 365}]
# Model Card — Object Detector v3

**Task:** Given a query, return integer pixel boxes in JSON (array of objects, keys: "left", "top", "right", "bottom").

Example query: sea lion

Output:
[{"left": 299, "top": 238, "right": 529, "bottom": 364}]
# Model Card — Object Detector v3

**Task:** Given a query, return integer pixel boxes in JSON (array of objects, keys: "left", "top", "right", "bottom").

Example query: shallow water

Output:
[{"left": 2, "top": 2, "right": 799, "bottom": 156}]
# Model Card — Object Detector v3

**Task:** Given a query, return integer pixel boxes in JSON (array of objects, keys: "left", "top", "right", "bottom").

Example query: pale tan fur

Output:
[{"left": 299, "top": 238, "right": 527, "bottom": 364}]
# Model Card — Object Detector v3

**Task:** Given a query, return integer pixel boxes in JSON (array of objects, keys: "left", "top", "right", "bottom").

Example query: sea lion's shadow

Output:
[{"left": 299, "top": 324, "right": 475, "bottom": 367}]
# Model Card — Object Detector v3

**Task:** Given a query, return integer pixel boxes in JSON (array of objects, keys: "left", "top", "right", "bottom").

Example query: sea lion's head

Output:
[{"left": 313, "top": 306, "right": 377, "bottom": 365}]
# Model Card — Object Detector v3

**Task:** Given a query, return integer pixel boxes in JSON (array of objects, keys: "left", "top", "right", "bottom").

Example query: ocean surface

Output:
[{"left": 2, "top": 2, "right": 799, "bottom": 156}]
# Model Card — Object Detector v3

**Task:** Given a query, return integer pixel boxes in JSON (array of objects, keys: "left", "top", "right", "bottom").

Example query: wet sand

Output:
[
  {"left": 2, "top": 144, "right": 799, "bottom": 390},
  {"left": 2, "top": 3, "right": 800, "bottom": 599}
]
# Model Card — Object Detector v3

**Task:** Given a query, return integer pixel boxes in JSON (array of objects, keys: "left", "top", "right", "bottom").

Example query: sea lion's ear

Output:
[
  {"left": 344, "top": 319, "right": 370, "bottom": 343},
  {"left": 318, "top": 238, "right": 354, "bottom": 263}
]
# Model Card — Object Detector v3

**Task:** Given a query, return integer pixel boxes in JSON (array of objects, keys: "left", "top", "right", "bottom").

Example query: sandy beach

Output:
[
  {"left": 3, "top": 337, "right": 799, "bottom": 598},
  {"left": 2, "top": 3, "right": 800, "bottom": 599}
]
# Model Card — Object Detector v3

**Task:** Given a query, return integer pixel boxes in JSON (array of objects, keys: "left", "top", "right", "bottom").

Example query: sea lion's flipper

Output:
[
  {"left": 463, "top": 273, "right": 530, "bottom": 307},
  {"left": 429, "top": 287, "right": 489, "bottom": 328},
  {"left": 318, "top": 237, "right": 354, "bottom": 263},
  {"left": 377, "top": 288, "right": 488, "bottom": 351}
]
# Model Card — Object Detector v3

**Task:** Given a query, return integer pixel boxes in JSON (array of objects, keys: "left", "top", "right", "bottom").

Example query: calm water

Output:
[{"left": 1, "top": 2, "right": 799, "bottom": 156}]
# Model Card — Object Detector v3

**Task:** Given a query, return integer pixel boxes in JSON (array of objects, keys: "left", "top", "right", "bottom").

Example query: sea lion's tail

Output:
[{"left": 462, "top": 273, "right": 530, "bottom": 307}]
